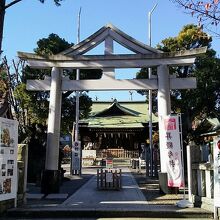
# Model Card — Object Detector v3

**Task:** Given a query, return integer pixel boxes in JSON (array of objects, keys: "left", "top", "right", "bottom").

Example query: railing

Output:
[
  {"left": 191, "top": 163, "right": 214, "bottom": 211},
  {"left": 189, "top": 144, "right": 214, "bottom": 211},
  {"left": 96, "top": 149, "right": 139, "bottom": 158}
]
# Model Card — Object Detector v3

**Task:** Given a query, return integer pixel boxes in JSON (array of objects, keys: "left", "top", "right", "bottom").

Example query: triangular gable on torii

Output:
[
  {"left": 60, "top": 23, "right": 162, "bottom": 56},
  {"left": 17, "top": 23, "right": 206, "bottom": 71}
]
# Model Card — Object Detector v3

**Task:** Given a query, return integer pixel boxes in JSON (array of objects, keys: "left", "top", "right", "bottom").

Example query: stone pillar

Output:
[
  {"left": 157, "top": 65, "right": 171, "bottom": 194},
  {"left": 17, "top": 144, "right": 28, "bottom": 205},
  {"left": 157, "top": 64, "right": 171, "bottom": 173},
  {"left": 41, "top": 67, "right": 62, "bottom": 194},
  {"left": 102, "top": 36, "right": 115, "bottom": 80}
]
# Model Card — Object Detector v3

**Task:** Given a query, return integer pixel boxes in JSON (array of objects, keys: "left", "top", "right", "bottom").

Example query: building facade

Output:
[{"left": 79, "top": 99, "right": 157, "bottom": 158}]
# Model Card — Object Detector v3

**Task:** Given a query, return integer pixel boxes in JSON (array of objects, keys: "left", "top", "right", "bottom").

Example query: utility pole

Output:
[
  {"left": 148, "top": 3, "right": 157, "bottom": 177},
  {"left": 75, "top": 7, "right": 81, "bottom": 143},
  {"left": 129, "top": 91, "right": 133, "bottom": 101},
  {"left": 72, "top": 7, "right": 82, "bottom": 175}
]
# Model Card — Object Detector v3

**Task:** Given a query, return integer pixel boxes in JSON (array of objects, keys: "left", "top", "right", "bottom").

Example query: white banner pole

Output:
[
  {"left": 176, "top": 114, "right": 193, "bottom": 208},
  {"left": 179, "top": 114, "right": 186, "bottom": 199}
]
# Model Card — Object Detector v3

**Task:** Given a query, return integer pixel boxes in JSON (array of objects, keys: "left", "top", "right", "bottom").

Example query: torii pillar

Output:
[
  {"left": 41, "top": 67, "right": 62, "bottom": 194},
  {"left": 157, "top": 65, "right": 171, "bottom": 172},
  {"left": 156, "top": 65, "right": 171, "bottom": 193}
]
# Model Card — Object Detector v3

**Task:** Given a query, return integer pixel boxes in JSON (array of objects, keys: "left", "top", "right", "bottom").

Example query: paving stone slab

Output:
[
  {"left": 45, "top": 194, "right": 69, "bottom": 199},
  {"left": 26, "top": 193, "right": 44, "bottom": 199}
]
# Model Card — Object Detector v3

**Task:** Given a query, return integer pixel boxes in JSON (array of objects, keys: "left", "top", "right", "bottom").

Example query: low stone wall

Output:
[
  {"left": 0, "top": 199, "right": 14, "bottom": 214},
  {"left": 190, "top": 145, "right": 214, "bottom": 212}
]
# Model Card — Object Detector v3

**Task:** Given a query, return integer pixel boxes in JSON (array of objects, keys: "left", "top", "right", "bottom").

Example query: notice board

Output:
[{"left": 0, "top": 118, "right": 18, "bottom": 201}]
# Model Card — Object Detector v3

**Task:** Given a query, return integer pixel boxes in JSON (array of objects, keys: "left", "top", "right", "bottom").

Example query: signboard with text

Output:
[
  {"left": 106, "top": 158, "right": 113, "bottom": 169},
  {"left": 0, "top": 118, "right": 18, "bottom": 201},
  {"left": 162, "top": 115, "right": 184, "bottom": 187},
  {"left": 72, "top": 141, "right": 81, "bottom": 172}
]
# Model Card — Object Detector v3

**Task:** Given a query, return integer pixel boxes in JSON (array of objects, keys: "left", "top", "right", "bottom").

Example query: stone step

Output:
[{"left": 6, "top": 207, "right": 213, "bottom": 219}]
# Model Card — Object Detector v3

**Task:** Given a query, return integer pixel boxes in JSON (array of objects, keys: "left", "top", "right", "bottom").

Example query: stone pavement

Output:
[
  {"left": 5, "top": 166, "right": 214, "bottom": 219},
  {"left": 60, "top": 167, "right": 148, "bottom": 210}
]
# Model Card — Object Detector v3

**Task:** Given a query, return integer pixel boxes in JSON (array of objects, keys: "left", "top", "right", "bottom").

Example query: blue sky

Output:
[{"left": 3, "top": 0, "right": 220, "bottom": 101}]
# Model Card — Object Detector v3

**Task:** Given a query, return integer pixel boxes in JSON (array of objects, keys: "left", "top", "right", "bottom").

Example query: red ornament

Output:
[{"left": 217, "top": 140, "right": 220, "bottom": 150}]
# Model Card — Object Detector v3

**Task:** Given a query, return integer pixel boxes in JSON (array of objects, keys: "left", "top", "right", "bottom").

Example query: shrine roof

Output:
[
  {"left": 195, "top": 117, "right": 220, "bottom": 137},
  {"left": 80, "top": 100, "right": 158, "bottom": 128}
]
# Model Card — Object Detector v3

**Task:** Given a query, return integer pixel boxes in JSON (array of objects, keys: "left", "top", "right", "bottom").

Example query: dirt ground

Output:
[{"left": 131, "top": 170, "right": 183, "bottom": 205}]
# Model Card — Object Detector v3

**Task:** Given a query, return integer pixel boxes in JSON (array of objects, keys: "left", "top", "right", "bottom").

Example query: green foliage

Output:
[
  {"left": 0, "top": 69, "right": 7, "bottom": 99},
  {"left": 34, "top": 33, "right": 73, "bottom": 56},
  {"left": 193, "top": 50, "right": 220, "bottom": 115},
  {"left": 157, "top": 24, "right": 212, "bottom": 51},
  {"left": 137, "top": 24, "right": 220, "bottom": 138},
  {"left": 171, "top": 0, "right": 220, "bottom": 36},
  {"left": 79, "top": 93, "right": 93, "bottom": 118},
  {"left": 0, "top": 69, "right": 7, "bottom": 81},
  {"left": 159, "top": 24, "right": 220, "bottom": 138},
  {"left": 19, "top": 33, "right": 72, "bottom": 130},
  {"left": 19, "top": 33, "right": 99, "bottom": 136},
  {"left": 14, "top": 83, "right": 49, "bottom": 125},
  {"left": 79, "top": 69, "right": 102, "bottom": 80},
  {"left": 157, "top": 24, "right": 215, "bottom": 116},
  {"left": 61, "top": 93, "right": 92, "bottom": 133},
  {"left": 14, "top": 83, "right": 31, "bottom": 109},
  {"left": 135, "top": 68, "right": 157, "bottom": 112}
]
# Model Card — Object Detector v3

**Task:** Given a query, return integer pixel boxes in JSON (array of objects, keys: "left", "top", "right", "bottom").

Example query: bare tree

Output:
[
  {"left": 0, "top": 0, "right": 63, "bottom": 117},
  {"left": 2, "top": 57, "right": 24, "bottom": 113},
  {"left": 171, "top": 0, "right": 220, "bottom": 36}
]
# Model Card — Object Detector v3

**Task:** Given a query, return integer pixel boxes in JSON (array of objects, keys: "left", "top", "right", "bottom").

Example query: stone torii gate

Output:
[{"left": 18, "top": 24, "right": 206, "bottom": 193}]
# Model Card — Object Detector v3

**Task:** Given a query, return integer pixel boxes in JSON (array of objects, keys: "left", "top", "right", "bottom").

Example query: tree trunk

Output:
[
  {"left": 0, "top": 0, "right": 5, "bottom": 54},
  {"left": 0, "top": 1, "right": 11, "bottom": 118}
]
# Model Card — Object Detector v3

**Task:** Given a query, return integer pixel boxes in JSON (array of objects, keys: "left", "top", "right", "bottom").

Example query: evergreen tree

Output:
[{"left": 137, "top": 24, "right": 220, "bottom": 138}]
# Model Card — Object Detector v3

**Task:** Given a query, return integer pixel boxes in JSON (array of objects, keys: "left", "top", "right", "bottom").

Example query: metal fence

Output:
[
  {"left": 96, "top": 149, "right": 139, "bottom": 158},
  {"left": 97, "top": 169, "right": 122, "bottom": 190}
]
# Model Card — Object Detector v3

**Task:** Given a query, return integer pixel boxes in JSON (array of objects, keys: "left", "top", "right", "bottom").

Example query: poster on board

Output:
[{"left": 0, "top": 118, "right": 18, "bottom": 201}]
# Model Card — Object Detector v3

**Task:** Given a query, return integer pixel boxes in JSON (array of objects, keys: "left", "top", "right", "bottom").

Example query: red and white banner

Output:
[{"left": 162, "top": 115, "right": 184, "bottom": 187}]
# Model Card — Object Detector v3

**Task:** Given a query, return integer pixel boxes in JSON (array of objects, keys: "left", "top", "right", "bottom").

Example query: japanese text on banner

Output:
[{"left": 163, "top": 115, "right": 184, "bottom": 187}]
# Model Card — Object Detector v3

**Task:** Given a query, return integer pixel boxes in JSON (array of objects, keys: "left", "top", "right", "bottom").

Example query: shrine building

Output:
[{"left": 79, "top": 99, "right": 158, "bottom": 158}]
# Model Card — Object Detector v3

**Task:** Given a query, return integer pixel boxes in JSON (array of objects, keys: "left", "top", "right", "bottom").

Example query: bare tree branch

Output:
[
  {"left": 171, "top": 0, "right": 220, "bottom": 36},
  {"left": 5, "top": 0, "right": 23, "bottom": 9}
]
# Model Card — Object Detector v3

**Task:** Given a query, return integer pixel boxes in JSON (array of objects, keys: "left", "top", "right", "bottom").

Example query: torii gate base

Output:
[
  {"left": 41, "top": 170, "right": 61, "bottom": 194},
  {"left": 159, "top": 173, "right": 170, "bottom": 194},
  {"left": 18, "top": 24, "right": 206, "bottom": 194}
]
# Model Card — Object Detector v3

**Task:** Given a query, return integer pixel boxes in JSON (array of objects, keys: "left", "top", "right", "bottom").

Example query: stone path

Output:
[{"left": 60, "top": 167, "right": 148, "bottom": 210}]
